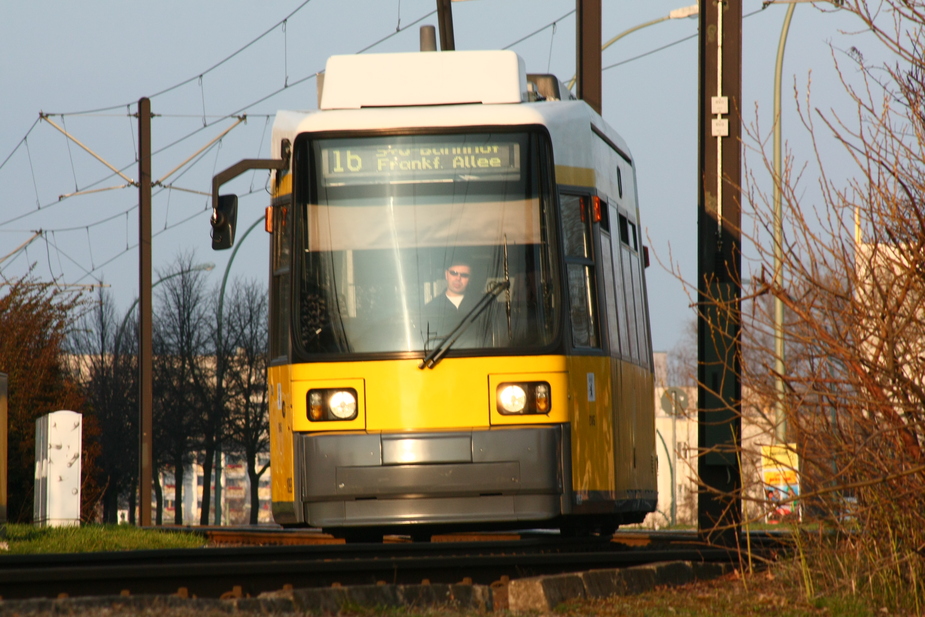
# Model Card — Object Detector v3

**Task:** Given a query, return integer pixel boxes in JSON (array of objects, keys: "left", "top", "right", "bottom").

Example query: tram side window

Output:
[
  {"left": 618, "top": 213, "right": 640, "bottom": 362},
  {"left": 624, "top": 216, "right": 650, "bottom": 363},
  {"left": 561, "top": 194, "right": 600, "bottom": 349},
  {"left": 601, "top": 228, "right": 621, "bottom": 357},
  {"left": 609, "top": 206, "right": 630, "bottom": 358},
  {"left": 270, "top": 203, "right": 291, "bottom": 360}
]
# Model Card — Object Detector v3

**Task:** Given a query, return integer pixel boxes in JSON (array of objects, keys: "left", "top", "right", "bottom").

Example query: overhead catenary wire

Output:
[
  {"left": 355, "top": 9, "right": 435, "bottom": 54},
  {"left": 68, "top": 186, "right": 266, "bottom": 286},
  {"left": 0, "top": 2, "right": 517, "bottom": 247},
  {"left": 24, "top": 135, "right": 41, "bottom": 209},
  {"left": 602, "top": 8, "right": 762, "bottom": 73},
  {"left": 0, "top": 116, "right": 40, "bottom": 171},
  {"left": 503, "top": 9, "right": 575, "bottom": 51},
  {"left": 4, "top": 0, "right": 435, "bottom": 233},
  {"left": 0, "top": 111, "right": 247, "bottom": 227},
  {"left": 1, "top": 3, "right": 771, "bottom": 294},
  {"left": 45, "top": 229, "right": 101, "bottom": 285},
  {"left": 0, "top": 231, "right": 42, "bottom": 265},
  {"left": 0, "top": 8, "right": 589, "bottom": 283},
  {"left": 3, "top": 3, "right": 437, "bottom": 230},
  {"left": 10, "top": 0, "right": 318, "bottom": 120},
  {"left": 61, "top": 115, "right": 79, "bottom": 193},
  {"left": 547, "top": 21, "right": 558, "bottom": 73},
  {"left": 0, "top": 6, "right": 568, "bottom": 284}
]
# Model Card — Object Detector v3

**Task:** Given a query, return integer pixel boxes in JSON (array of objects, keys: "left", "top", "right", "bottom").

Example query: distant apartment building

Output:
[
  {"left": 644, "top": 352, "right": 779, "bottom": 528},
  {"left": 156, "top": 453, "right": 272, "bottom": 526}
]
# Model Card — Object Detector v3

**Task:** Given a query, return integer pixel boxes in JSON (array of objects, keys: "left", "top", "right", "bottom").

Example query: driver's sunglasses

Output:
[{"left": 447, "top": 269, "right": 470, "bottom": 279}]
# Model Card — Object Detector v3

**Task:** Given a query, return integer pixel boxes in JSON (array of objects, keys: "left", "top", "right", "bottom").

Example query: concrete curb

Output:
[
  {"left": 0, "top": 561, "right": 730, "bottom": 615},
  {"left": 506, "top": 561, "right": 733, "bottom": 613},
  {"left": 263, "top": 581, "right": 494, "bottom": 613}
]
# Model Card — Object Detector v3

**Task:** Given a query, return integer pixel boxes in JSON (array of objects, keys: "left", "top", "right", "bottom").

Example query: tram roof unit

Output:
[
  {"left": 320, "top": 50, "right": 530, "bottom": 109},
  {"left": 269, "top": 50, "right": 634, "bottom": 181}
]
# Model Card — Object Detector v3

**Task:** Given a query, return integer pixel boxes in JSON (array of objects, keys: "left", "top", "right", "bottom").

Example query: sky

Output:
[{"left": 0, "top": 0, "right": 877, "bottom": 353}]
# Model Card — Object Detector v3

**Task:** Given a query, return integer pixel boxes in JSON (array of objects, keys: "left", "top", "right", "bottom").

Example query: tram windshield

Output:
[{"left": 298, "top": 131, "right": 559, "bottom": 356}]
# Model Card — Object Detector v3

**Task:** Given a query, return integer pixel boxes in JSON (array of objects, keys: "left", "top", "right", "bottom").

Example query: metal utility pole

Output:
[
  {"left": 0, "top": 373, "right": 7, "bottom": 534},
  {"left": 436, "top": 0, "right": 455, "bottom": 51},
  {"left": 138, "top": 97, "right": 153, "bottom": 527},
  {"left": 576, "top": 0, "right": 602, "bottom": 115},
  {"left": 697, "top": 0, "right": 742, "bottom": 545}
]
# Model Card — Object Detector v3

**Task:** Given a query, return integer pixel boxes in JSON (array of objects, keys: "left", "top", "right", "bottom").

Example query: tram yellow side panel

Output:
[
  {"left": 610, "top": 357, "right": 634, "bottom": 498},
  {"left": 268, "top": 364, "right": 294, "bottom": 505},
  {"left": 615, "top": 360, "right": 657, "bottom": 494},
  {"left": 276, "top": 173, "right": 292, "bottom": 199},
  {"left": 567, "top": 355, "right": 615, "bottom": 497},
  {"left": 289, "top": 355, "right": 570, "bottom": 432},
  {"left": 627, "top": 362, "right": 657, "bottom": 492}
]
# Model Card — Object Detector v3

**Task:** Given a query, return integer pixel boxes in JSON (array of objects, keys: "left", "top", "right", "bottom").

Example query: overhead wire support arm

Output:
[
  {"left": 58, "top": 183, "right": 133, "bottom": 201},
  {"left": 39, "top": 113, "right": 135, "bottom": 185},
  {"left": 0, "top": 230, "right": 42, "bottom": 265},
  {"left": 156, "top": 115, "right": 247, "bottom": 186},
  {"left": 163, "top": 185, "right": 211, "bottom": 197}
]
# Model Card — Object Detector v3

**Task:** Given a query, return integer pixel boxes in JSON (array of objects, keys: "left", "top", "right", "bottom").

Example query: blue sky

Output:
[{"left": 0, "top": 0, "right": 873, "bottom": 353}]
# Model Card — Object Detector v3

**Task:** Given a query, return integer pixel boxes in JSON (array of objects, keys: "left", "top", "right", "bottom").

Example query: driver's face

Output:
[{"left": 445, "top": 264, "right": 471, "bottom": 296}]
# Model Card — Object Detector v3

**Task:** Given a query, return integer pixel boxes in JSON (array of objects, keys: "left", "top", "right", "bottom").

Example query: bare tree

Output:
[
  {"left": 153, "top": 254, "right": 214, "bottom": 525},
  {"left": 70, "top": 286, "right": 137, "bottom": 524},
  {"left": 666, "top": 317, "right": 697, "bottom": 388},
  {"left": 223, "top": 278, "right": 269, "bottom": 524}
]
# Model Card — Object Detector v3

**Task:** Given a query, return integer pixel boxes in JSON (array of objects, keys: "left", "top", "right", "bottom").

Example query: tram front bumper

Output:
[{"left": 296, "top": 425, "right": 570, "bottom": 528}]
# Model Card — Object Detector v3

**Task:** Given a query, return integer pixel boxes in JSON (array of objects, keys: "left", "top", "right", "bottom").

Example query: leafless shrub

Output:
[{"left": 721, "top": 0, "right": 925, "bottom": 609}]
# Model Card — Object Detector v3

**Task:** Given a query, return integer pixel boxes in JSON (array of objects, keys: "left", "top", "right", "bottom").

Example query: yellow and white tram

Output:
[{"left": 211, "top": 49, "right": 656, "bottom": 537}]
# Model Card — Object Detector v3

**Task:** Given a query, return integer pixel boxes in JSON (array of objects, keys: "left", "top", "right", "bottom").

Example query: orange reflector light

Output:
[
  {"left": 592, "top": 196, "right": 602, "bottom": 223},
  {"left": 535, "top": 383, "right": 550, "bottom": 413},
  {"left": 309, "top": 391, "right": 323, "bottom": 421},
  {"left": 265, "top": 206, "right": 274, "bottom": 233}
]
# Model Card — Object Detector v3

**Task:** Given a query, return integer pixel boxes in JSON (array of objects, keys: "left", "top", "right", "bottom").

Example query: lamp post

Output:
[
  {"left": 764, "top": 0, "right": 842, "bottom": 443},
  {"left": 115, "top": 263, "right": 216, "bottom": 357},
  {"left": 771, "top": 3, "right": 796, "bottom": 445},
  {"left": 566, "top": 4, "right": 699, "bottom": 92},
  {"left": 212, "top": 215, "right": 263, "bottom": 526}
]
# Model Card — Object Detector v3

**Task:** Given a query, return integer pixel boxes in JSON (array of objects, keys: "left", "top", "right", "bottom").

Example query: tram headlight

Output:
[
  {"left": 307, "top": 388, "right": 358, "bottom": 421},
  {"left": 498, "top": 385, "right": 527, "bottom": 413},
  {"left": 328, "top": 390, "right": 357, "bottom": 419},
  {"left": 497, "top": 381, "right": 551, "bottom": 415}
]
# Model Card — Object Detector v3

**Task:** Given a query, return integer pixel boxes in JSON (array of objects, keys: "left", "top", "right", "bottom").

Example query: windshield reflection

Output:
[{"left": 298, "top": 131, "right": 557, "bottom": 357}]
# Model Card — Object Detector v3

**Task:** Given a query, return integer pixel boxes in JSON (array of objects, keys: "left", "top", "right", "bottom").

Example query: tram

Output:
[{"left": 210, "top": 48, "right": 656, "bottom": 537}]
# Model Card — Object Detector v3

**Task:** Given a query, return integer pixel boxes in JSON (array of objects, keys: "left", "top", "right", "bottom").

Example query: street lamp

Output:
[
  {"left": 212, "top": 215, "right": 262, "bottom": 526},
  {"left": 764, "top": 0, "right": 841, "bottom": 443},
  {"left": 771, "top": 2, "right": 796, "bottom": 444},
  {"left": 566, "top": 4, "right": 699, "bottom": 92}
]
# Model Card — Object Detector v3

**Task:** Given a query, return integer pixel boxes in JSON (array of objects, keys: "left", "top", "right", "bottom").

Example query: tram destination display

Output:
[{"left": 320, "top": 140, "right": 521, "bottom": 185}]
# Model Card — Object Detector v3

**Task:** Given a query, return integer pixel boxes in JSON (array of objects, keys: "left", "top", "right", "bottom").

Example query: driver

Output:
[
  {"left": 428, "top": 259, "right": 471, "bottom": 312},
  {"left": 422, "top": 258, "right": 477, "bottom": 343}
]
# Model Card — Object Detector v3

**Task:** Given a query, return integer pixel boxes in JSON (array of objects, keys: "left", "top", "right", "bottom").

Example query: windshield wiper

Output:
[{"left": 418, "top": 280, "right": 510, "bottom": 370}]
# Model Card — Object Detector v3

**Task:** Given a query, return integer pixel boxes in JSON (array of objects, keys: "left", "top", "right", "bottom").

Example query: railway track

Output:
[{"left": 0, "top": 529, "right": 786, "bottom": 601}]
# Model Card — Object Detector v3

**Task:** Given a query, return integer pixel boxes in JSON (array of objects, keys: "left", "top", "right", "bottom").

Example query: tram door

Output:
[
  {"left": 561, "top": 192, "right": 616, "bottom": 500},
  {"left": 600, "top": 203, "right": 635, "bottom": 500}
]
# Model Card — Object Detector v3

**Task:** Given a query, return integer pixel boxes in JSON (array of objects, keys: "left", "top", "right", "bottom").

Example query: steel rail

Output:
[{"left": 0, "top": 533, "right": 786, "bottom": 600}]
